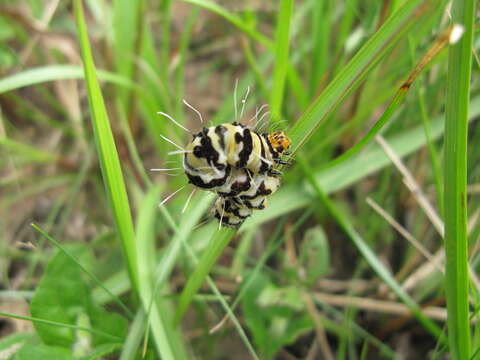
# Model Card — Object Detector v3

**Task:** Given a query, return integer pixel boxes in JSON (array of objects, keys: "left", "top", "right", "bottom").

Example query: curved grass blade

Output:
[
  {"left": 443, "top": 0, "right": 475, "bottom": 358},
  {"left": 174, "top": 227, "right": 236, "bottom": 323},
  {"left": 0, "top": 312, "right": 122, "bottom": 342},
  {"left": 0, "top": 65, "right": 137, "bottom": 94},
  {"left": 322, "top": 25, "right": 462, "bottom": 170},
  {"left": 288, "top": 0, "right": 437, "bottom": 153},
  {"left": 73, "top": 0, "right": 139, "bottom": 292}
]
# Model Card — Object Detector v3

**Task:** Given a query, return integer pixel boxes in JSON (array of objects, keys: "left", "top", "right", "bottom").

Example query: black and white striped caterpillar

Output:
[
  {"left": 183, "top": 122, "right": 291, "bottom": 190},
  {"left": 181, "top": 123, "right": 291, "bottom": 227},
  {"left": 154, "top": 98, "right": 291, "bottom": 228}
]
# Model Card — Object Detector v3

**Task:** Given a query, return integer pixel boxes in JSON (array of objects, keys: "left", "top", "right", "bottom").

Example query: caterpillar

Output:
[
  {"left": 154, "top": 95, "right": 291, "bottom": 228},
  {"left": 183, "top": 122, "right": 291, "bottom": 191}
]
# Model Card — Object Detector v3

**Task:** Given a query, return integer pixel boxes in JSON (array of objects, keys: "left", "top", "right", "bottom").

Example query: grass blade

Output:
[
  {"left": 322, "top": 25, "right": 461, "bottom": 170},
  {"left": 0, "top": 312, "right": 122, "bottom": 342},
  {"left": 0, "top": 65, "right": 137, "bottom": 94},
  {"left": 174, "top": 228, "right": 236, "bottom": 323},
  {"left": 443, "top": 0, "right": 475, "bottom": 358},
  {"left": 73, "top": 0, "right": 139, "bottom": 291},
  {"left": 136, "top": 187, "right": 187, "bottom": 360},
  {"left": 288, "top": 0, "right": 435, "bottom": 153},
  {"left": 270, "top": 0, "right": 293, "bottom": 123}
]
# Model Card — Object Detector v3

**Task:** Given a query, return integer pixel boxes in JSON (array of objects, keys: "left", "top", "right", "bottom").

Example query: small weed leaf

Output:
[
  {"left": 30, "top": 245, "right": 127, "bottom": 349},
  {"left": 15, "top": 343, "right": 73, "bottom": 360},
  {"left": 299, "top": 226, "right": 330, "bottom": 284},
  {"left": 241, "top": 272, "right": 312, "bottom": 359}
]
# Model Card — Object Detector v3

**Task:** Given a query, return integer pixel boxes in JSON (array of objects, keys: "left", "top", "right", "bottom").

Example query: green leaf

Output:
[
  {"left": 30, "top": 247, "right": 127, "bottom": 348},
  {"left": 30, "top": 246, "right": 90, "bottom": 347},
  {"left": 241, "top": 272, "right": 312, "bottom": 359},
  {"left": 79, "top": 343, "right": 123, "bottom": 360},
  {"left": 15, "top": 343, "right": 73, "bottom": 360},
  {"left": 299, "top": 226, "right": 330, "bottom": 283}
]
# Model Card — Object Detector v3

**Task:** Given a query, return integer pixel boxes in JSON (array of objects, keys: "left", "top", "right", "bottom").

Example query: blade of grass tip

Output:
[
  {"left": 269, "top": 0, "right": 293, "bottom": 123},
  {"left": 73, "top": 0, "right": 139, "bottom": 292},
  {"left": 0, "top": 312, "right": 122, "bottom": 342},
  {"left": 174, "top": 227, "right": 236, "bottom": 324},
  {"left": 321, "top": 25, "right": 461, "bottom": 170},
  {"left": 288, "top": 0, "right": 436, "bottom": 154},
  {"left": 30, "top": 223, "right": 134, "bottom": 319},
  {"left": 444, "top": 0, "right": 475, "bottom": 358},
  {"left": 296, "top": 154, "right": 446, "bottom": 343}
]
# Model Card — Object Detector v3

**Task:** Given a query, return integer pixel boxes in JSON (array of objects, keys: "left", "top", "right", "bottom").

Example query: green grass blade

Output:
[
  {"left": 270, "top": 0, "right": 293, "bottom": 123},
  {"left": 0, "top": 312, "right": 122, "bottom": 342},
  {"left": 136, "top": 187, "right": 186, "bottom": 360},
  {"left": 443, "top": 0, "right": 475, "bottom": 358},
  {"left": 174, "top": 227, "right": 236, "bottom": 323},
  {"left": 0, "top": 65, "right": 137, "bottom": 94},
  {"left": 73, "top": 0, "right": 139, "bottom": 292},
  {"left": 288, "top": 0, "right": 433, "bottom": 153}
]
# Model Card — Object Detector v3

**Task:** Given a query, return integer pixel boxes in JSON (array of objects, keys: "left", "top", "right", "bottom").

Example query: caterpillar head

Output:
[{"left": 268, "top": 131, "right": 291, "bottom": 154}]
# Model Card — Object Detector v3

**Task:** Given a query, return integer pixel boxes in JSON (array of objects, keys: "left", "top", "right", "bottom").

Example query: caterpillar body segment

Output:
[
  {"left": 213, "top": 171, "right": 281, "bottom": 227},
  {"left": 183, "top": 122, "right": 291, "bottom": 191},
  {"left": 213, "top": 197, "right": 252, "bottom": 228}
]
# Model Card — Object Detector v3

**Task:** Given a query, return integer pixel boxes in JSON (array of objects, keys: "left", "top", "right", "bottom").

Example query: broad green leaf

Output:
[
  {"left": 15, "top": 343, "right": 72, "bottom": 360},
  {"left": 30, "top": 247, "right": 127, "bottom": 348},
  {"left": 299, "top": 226, "right": 330, "bottom": 283},
  {"left": 242, "top": 272, "right": 312, "bottom": 359}
]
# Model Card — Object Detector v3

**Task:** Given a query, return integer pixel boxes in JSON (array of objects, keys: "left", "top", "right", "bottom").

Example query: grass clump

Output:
[{"left": 0, "top": 1, "right": 478, "bottom": 359}]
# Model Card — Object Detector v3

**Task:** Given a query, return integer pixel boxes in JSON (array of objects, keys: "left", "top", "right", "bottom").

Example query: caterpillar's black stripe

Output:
[
  {"left": 235, "top": 128, "right": 253, "bottom": 169},
  {"left": 215, "top": 125, "right": 227, "bottom": 151}
]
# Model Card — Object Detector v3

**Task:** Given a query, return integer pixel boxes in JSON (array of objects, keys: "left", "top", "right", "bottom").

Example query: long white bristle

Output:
[
  {"left": 256, "top": 111, "right": 271, "bottom": 132},
  {"left": 160, "top": 134, "right": 185, "bottom": 151},
  {"left": 150, "top": 168, "right": 181, "bottom": 171},
  {"left": 182, "top": 189, "right": 196, "bottom": 213},
  {"left": 182, "top": 99, "right": 203, "bottom": 123},
  {"left": 239, "top": 86, "right": 250, "bottom": 120},
  {"left": 158, "top": 112, "right": 190, "bottom": 132},
  {"left": 249, "top": 104, "right": 269, "bottom": 124},
  {"left": 233, "top": 78, "right": 239, "bottom": 121},
  {"left": 159, "top": 186, "right": 186, "bottom": 207},
  {"left": 168, "top": 150, "right": 192, "bottom": 155}
]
